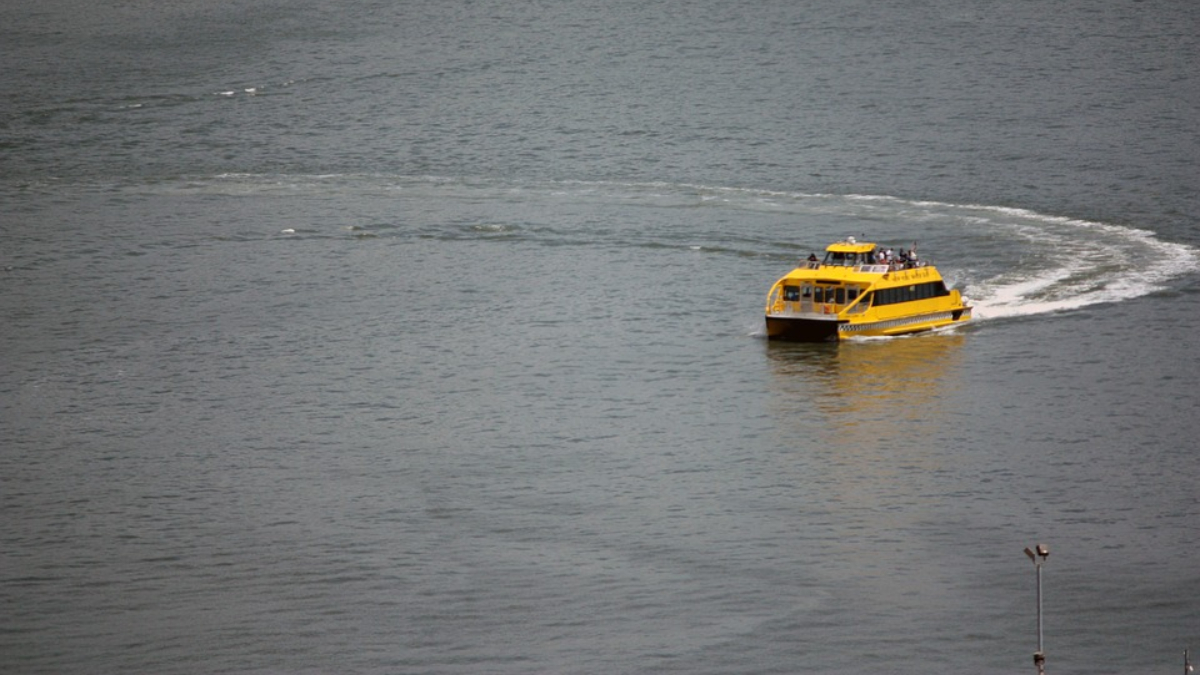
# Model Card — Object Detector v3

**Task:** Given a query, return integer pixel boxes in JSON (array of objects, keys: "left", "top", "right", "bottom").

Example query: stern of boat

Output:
[{"left": 764, "top": 280, "right": 848, "bottom": 342}]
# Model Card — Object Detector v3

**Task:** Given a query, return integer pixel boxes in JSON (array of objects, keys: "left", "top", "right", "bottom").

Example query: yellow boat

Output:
[{"left": 764, "top": 237, "right": 972, "bottom": 341}]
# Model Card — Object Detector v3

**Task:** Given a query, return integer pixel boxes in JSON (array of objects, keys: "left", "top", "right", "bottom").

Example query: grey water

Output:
[{"left": 2, "top": 2, "right": 1199, "bottom": 674}]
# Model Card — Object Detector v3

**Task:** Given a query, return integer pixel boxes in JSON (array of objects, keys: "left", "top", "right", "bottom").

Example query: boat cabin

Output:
[{"left": 821, "top": 240, "right": 877, "bottom": 267}]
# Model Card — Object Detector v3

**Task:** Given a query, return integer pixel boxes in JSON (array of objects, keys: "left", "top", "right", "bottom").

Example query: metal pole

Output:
[
  {"left": 1025, "top": 544, "right": 1048, "bottom": 675},
  {"left": 1035, "top": 559, "right": 1044, "bottom": 675}
]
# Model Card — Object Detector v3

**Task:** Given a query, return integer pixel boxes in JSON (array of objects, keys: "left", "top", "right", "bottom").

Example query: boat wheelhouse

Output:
[{"left": 764, "top": 238, "right": 972, "bottom": 341}]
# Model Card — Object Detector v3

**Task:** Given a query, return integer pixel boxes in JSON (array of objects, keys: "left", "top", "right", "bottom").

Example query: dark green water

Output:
[{"left": 3, "top": 2, "right": 1199, "bottom": 673}]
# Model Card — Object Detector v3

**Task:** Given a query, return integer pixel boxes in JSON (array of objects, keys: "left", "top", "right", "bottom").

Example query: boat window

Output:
[
  {"left": 783, "top": 285, "right": 800, "bottom": 301},
  {"left": 834, "top": 287, "right": 845, "bottom": 304},
  {"left": 802, "top": 285, "right": 812, "bottom": 298},
  {"left": 872, "top": 281, "right": 951, "bottom": 306}
]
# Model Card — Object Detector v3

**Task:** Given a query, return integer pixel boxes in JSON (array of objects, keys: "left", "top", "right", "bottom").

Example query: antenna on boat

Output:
[{"left": 1024, "top": 544, "right": 1050, "bottom": 675}]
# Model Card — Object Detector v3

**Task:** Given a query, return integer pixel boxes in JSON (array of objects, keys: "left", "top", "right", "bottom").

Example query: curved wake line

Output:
[
  {"left": 648, "top": 183, "right": 1200, "bottom": 320},
  {"left": 733, "top": 187, "right": 1200, "bottom": 320},
  {"left": 947, "top": 206, "right": 1200, "bottom": 321},
  {"left": 100, "top": 174, "right": 1200, "bottom": 321}
]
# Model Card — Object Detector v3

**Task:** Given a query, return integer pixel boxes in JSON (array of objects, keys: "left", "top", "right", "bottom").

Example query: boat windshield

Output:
[{"left": 823, "top": 250, "right": 874, "bottom": 266}]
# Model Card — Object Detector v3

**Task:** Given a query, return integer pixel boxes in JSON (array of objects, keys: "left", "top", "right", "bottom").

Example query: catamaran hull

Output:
[
  {"left": 765, "top": 308, "right": 972, "bottom": 342},
  {"left": 764, "top": 316, "right": 843, "bottom": 342}
]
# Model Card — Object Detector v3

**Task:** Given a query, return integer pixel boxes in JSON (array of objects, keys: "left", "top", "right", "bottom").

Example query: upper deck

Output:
[{"left": 790, "top": 239, "right": 931, "bottom": 281}]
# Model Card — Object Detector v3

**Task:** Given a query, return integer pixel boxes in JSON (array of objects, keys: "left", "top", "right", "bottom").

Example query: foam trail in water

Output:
[
  {"left": 963, "top": 212, "right": 1200, "bottom": 320},
  {"left": 678, "top": 185, "right": 1199, "bottom": 321},
  {"left": 127, "top": 175, "right": 1200, "bottom": 325}
]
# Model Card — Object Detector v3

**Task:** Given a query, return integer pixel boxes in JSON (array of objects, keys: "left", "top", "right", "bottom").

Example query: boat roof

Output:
[{"left": 825, "top": 239, "right": 876, "bottom": 254}]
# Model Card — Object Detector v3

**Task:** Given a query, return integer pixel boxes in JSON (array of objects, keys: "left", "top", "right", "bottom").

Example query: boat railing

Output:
[
  {"left": 767, "top": 286, "right": 875, "bottom": 317},
  {"left": 844, "top": 300, "right": 870, "bottom": 316},
  {"left": 768, "top": 296, "right": 871, "bottom": 317},
  {"left": 770, "top": 298, "right": 833, "bottom": 316},
  {"left": 884, "top": 263, "right": 934, "bottom": 279},
  {"left": 805, "top": 262, "right": 929, "bottom": 274},
  {"left": 859, "top": 261, "right": 932, "bottom": 274},
  {"left": 858, "top": 264, "right": 890, "bottom": 274}
]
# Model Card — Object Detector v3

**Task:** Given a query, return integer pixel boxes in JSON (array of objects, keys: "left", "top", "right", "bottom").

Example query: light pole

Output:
[{"left": 1024, "top": 544, "right": 1049, "bottom": 675}]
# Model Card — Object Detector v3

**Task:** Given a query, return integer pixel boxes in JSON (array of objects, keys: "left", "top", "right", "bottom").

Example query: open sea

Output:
[{"left": 3, "top": 1, "right": 1199, "bottom": 673}]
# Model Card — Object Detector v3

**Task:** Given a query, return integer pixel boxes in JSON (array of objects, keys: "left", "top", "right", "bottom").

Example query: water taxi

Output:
[{"left": 764, "top": 238, "right": 972, "bottom": 341}]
